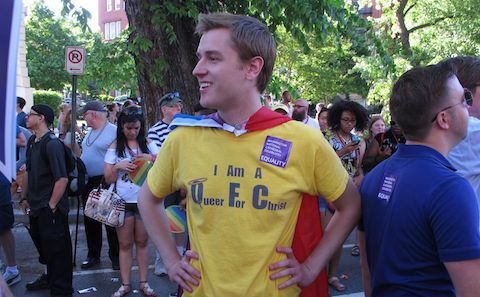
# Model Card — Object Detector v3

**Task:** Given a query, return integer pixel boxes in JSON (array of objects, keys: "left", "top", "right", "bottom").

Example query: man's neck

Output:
[
  {"left": 34, "top": 126, "right": 50, "bottom": 139},
  {"left": 406, "top": 132, "right": 454, "bottom": 157},
  {"left": 217, "top": 98, "right": 262, "bottom": 126},
  {"left": 92, "top": 119, "right": 107, "bottom": 130},
  {"left": 163, "top": 116, "right": 173, "bottom": 125},
  {"left": 16, "top": 107, "right": 22, "bottom": 113}
]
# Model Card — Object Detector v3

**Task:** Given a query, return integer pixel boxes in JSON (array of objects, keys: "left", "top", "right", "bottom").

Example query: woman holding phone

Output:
[
  {"left": 327, "top": 100, "right": 368, "bottom": 182},
  {"left": 104, "top": 106, "right": 159, "bottom": 297}
]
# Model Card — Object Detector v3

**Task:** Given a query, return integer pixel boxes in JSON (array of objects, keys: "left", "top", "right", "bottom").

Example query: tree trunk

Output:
[
  {"left": 396, "top": 0, "right": 413, "bottom": 58},
  {"left": 125, "top": 0, "right": 200, "bottom": 127}
]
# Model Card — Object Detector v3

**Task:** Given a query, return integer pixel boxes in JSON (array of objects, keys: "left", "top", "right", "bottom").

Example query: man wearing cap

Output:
[
  {"left": 147, "top": 92, "right": 184, "bottom": 277},
  {"left": 79, "top": 101, "right": 119, "bottom": 270},
  {"left": 147, "top": 92, "right": 183, "bottom": 149},
  {"left": 19, "top": 104, "right": 73, "bottom": 297},
  {"left": 272, "top": 104, "right": 290, "bottom": 116},
  {"left": 292, "top": 99, "right": 320, "bottom": 129}
]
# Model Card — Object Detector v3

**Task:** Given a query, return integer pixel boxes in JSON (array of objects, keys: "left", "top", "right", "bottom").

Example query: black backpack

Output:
[{"left": 27, "top": 133, "right": 88, "bottom": 196}]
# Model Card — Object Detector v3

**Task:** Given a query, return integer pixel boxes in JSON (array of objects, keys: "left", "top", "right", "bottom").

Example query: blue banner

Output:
[{"left": 0, "top": 0, "right": 22, "bottom": 181}]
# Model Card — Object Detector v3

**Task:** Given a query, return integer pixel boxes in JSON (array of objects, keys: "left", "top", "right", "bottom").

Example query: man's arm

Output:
[
  {"left": 48, "top": 177, "right": 68, "bottom": 211},
  {"left": 358, "top": 230, "right": 371, "bottom": 297},
  {"left": 270, "top": 179, "right": 361, "bottom": 287},
  {"left": 445, "top": 259, "right": 480, "bottom": 297},
  {"left": 19, "top": 172, "right": 30, "bottom": 214},
  {"left": 138, "top": 183, "right": 200, "bottom": 292},
  {"left": 16, "top": 130, "right": 26, "bottom": 147}
]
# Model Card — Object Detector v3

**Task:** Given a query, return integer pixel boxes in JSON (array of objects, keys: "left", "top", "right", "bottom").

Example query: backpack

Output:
[{"left": 27, "top": 133, "right": 88, "bottom": 197}]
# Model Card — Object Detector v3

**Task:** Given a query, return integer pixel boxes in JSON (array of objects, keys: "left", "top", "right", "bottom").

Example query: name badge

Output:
[
  {"left": 377, "top": 174, "right": 396, "bottom": 202},
  {"left": 259, "top": 136, "right": 292, "bottom": 168}
]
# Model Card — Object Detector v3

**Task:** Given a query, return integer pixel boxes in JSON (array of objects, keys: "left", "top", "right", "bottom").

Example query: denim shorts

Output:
[{"left": 125, "top": 203, "right": 142, "bottom": 220}]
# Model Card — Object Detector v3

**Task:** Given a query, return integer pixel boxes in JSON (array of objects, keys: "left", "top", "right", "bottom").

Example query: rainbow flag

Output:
[
  {"left": 128, "top": 157, "right": 153, "bottom": 186},
  {"left": 166, "top": 205, "right": 186, "bottom": 233}
]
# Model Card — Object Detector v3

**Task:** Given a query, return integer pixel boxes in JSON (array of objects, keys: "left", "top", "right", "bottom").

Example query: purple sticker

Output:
[
  {"left": 377, "top": 174, "right": 396, "bottom": 202},
  {"left": 259, "top": 136, "right": 292, "bottom": 168}
]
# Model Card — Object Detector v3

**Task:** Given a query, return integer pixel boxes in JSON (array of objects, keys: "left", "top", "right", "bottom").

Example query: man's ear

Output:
[
  {"left": 245, "top": 56, "right": 264, "bottom": 81},
  {"left": 433, "top": 111, "right": 451, "bottom": 130}
]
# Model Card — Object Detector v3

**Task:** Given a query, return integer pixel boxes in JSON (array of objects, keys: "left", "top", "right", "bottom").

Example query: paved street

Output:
[{"left": 4, "top": 196, "right": 365, "bottom": 297}]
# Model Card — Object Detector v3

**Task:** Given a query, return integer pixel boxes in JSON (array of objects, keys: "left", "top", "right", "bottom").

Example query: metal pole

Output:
[
  {"left": 71, "top": 75, "right": 77, "bottom": 149},
  {"left": 71, "top": 75, "right": 78, "bottom": 266}
]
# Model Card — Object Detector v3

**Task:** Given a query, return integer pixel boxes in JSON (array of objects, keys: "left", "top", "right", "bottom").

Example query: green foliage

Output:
[
  {"left": 270, "top": 26, "right": 368, "bottom": 104},
  {"left": 352, "top": 0, "right": 480, "bottom": 111},
  {"left": 98, "top": 94, "right": 115, "bottom": 102},
  {"left": 78, "top": 30, "right": 137, "bottom": 95},
  {"left": 26, "top": 2, "right": 136, "bottom": 99},
  {"left": 25, "top": 1, "right": 77, "bottom": 91},
  {"left": 33, "top": 90, "right": 63, "bottom": 116}
]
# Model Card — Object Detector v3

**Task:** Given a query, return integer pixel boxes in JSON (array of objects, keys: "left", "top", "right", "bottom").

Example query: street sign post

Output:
[
  {"left": 65, "top": 46, "right": 85, "bottom": 75},
  {"left": 65, "top": 45, "right": 85, "bottom": 266}
]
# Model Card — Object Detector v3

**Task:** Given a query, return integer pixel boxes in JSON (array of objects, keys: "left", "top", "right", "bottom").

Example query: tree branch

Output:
[
  {"left": 404, "top": 3, "right": 416, "bottom": 17},
  {"left": 408, "top": 15, "right": 454, "bottom": 33}
]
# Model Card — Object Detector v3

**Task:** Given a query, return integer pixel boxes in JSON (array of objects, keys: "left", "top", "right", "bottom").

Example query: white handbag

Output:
[{"left": 84, "top": 182, "right": 125, "bottom": 227}]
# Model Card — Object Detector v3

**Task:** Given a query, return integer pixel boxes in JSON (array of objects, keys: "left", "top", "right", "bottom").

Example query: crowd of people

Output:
[{"left": 2, "top": 11, "right": 480, "bottom": 297}]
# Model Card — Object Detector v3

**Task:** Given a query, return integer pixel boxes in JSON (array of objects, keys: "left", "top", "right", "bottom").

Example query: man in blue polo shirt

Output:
[{"left": 359, "top": 61, "right": 480, "bottom": 297}]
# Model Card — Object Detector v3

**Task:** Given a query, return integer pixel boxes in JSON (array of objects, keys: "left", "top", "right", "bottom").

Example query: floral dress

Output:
[{"left": 329, "top": 132, "right": 361, "bottom": 177}]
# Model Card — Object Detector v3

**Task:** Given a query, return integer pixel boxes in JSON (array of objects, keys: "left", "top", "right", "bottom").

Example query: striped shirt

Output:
[{"left": 148, "top": 120, "right": 171, "bottom": 148}]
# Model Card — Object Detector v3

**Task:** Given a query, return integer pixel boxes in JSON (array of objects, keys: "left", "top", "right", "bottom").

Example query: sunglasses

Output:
[
  {"left": 121, "top": 106, "right": 143, "bottom": 116},
  {"left": 160, "top": 92, "right": 181, "bottom": 106},
  {"left": 430, "top": 90, "right": 473, "bottom": 122},
  {"left": 27, "top": 111, "right": 41, "bottom": 117}
]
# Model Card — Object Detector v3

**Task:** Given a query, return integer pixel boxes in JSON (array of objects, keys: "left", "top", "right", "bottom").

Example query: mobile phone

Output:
[{"left": 351, "top": 140, "right": 361, "bottom": 145}]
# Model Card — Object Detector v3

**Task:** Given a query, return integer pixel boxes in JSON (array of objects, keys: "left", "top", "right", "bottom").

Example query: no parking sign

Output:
[{"left": 65, "top": 46, "right": 85, "bottom": 75}]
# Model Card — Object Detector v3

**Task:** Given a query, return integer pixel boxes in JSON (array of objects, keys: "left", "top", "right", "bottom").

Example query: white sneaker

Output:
[
  {"left": 3, "top": 269, "right": 21, "bottom": 286},
  {"left": 154, "top": 258, "right": 167, "bottom": 276}
]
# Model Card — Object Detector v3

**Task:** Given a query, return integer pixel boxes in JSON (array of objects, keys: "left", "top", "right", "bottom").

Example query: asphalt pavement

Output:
[{"left": 3, "top": 195, "right": 365, "bottom": 297}]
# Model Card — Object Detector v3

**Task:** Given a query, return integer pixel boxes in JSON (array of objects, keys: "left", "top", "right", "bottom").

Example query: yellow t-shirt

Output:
[{"left": 147, "top": 120, "right": 348, "bottom": 297}]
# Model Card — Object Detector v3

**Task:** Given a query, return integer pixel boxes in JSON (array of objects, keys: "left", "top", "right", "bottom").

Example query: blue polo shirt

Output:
[{"left": 359, "top": 144, "right": 480, "bottom": 297}]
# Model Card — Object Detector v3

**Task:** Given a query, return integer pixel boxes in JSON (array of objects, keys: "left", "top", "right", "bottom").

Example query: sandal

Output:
[
  {"left": 139, "top": 281, "right": 156, "bottom": 297},
  {"left": 351, "top": 244, "right": 360, "bottom": 256},
  {"left": 112, "top": 284, "right": 131, "bottom": 297},
  {"left": 328, "top": 276, "right": 346, "bottom": 292}
]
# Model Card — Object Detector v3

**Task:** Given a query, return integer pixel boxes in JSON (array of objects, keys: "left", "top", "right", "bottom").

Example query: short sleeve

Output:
[
  {"left": 46, "top": 139, "right": 68, "bottom": 180},
  {"left": 147, "top": 134, "right": 175, "bottom": 199},
  {"left": 430, "top": 178, "right": 480, "bottom": 262},
  {"left": 104, "top": 148, "right": 117, "bottom": 164},
  {"left": 147, "top": 142, "right": 159, "bottom": 155},
  {"left": 313, "top": 134, "right": 349, "bottom": 202}
]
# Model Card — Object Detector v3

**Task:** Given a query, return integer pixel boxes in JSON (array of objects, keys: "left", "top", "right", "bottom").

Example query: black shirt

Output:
[{"left": 26, "top": 132, "right": 69, "bottom": 215}]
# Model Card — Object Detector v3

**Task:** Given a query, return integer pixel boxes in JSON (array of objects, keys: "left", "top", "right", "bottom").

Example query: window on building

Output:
[
  {"left": 110, "top": 22, "right": 116, "bottom": 39},
  {"left": 106, "top": 0, "right": 112, "bottom": 12},
  {"left": 115, "top": 0, "right": 121, "bottom": 10},
  {"left": 116, "top": 21, "right": 122, "bottom": 36},
  {"left": 104, "top": 23, "right": 110, "bottom": 40},
  {"left": 104, "top": 21, "right": 123, "bottom": 40}
]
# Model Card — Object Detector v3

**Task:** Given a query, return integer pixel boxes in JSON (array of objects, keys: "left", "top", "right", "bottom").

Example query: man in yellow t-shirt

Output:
[{"left": 138, "top": 12, "right": 361, "bottom": 297}]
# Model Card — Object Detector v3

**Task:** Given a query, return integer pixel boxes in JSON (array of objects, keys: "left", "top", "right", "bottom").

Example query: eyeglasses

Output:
[
  {"left": 121, "top": 106, "right": 143, "bottom": 116},
  {"left": 430, "top": 90, "right": 472, "bottom": 122},
  {"left": 341, "top": 118, "right": 356, "bottom": 124},
  {"left": 27, "top": 111, "right": 41, "bottom": 117}
]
